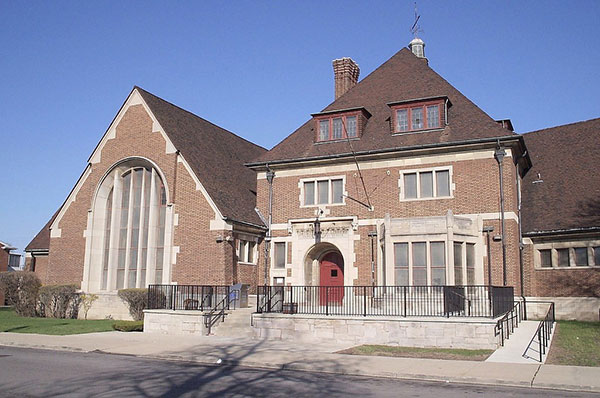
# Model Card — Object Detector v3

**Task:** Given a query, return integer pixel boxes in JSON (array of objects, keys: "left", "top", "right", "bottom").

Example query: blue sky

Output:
[{"left": 1, "top": 1, "right": 599, "bottom": 255}]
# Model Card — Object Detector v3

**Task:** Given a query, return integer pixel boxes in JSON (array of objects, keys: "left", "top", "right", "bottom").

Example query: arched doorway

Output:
[{"left": 319, "top": 251, "right": 344, "bottom": 305}]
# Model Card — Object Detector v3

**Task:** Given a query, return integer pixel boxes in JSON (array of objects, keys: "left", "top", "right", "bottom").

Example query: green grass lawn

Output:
[
  {"left": 547, "top": 320, "right": 600, "bottom": 367},
  {"left": 337, "top": 344, "right": 494, "bottom": 361},
  {"left": 0, "top": 307, "right": 115, "bottom": 335}
]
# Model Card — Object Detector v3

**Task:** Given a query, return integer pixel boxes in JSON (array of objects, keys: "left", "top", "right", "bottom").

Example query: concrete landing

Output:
[{"left": 486, "top": 320, "right": 554, "bottom": 364}]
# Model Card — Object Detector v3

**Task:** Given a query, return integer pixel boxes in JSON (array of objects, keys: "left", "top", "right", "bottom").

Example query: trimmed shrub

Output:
[
  {"left": 38, "top": 284, "right": 81, "bottom": 319},
  {"left": 117, "top": 288, "right": 148, "bottom": 321},
  {"left": 0, "top": 271, "right": 41, "bottom": 317},
  {"left": 112, "top": 320, "right": 144, "bottom": 332}
]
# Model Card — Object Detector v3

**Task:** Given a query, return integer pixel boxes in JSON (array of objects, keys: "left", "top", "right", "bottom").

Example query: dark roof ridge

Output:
[
  {"left": 522, "top": 117, "right": 600, "bottom": 135},
  {"left": 134, "top": 86, "right": 266, "bottom": 152}
]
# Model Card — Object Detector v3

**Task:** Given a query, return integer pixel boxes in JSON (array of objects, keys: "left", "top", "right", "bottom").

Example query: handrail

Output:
[
  {"left": 256, "top": 286, "right": 283, "bottom": 313},
  {"left": 494, "top": 300, "right": 522, "bottom": 346},
  {"left": 203, "top": 287, "right": 240, "bottom": 335},
  {"left": 445, "top": 289, "right": 472, "bottom": 317},
  {"left": 523, "top": 302, "right": 555, "bottom": 362}
]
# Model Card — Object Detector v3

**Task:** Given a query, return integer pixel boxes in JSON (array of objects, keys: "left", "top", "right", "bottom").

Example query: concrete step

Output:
[{"left": 210, "top": 306, "right": 255, "bottom": 337}]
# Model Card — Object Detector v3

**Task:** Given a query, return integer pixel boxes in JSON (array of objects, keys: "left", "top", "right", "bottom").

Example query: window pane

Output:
[
  {"left": 466, "top": 243, "right": 475, "bottom": 285},
  {"left": 404, "top": 173, "right": 417, "bottom": 199},
  {"left": 413, "top": 267, "right": 427, "bottom": 285},
  {"left": 412, "top": 107, "right": 423, "bottom": 129},
  {"left": 431, "top": 242, "right": 446, "bottom": 286},
  {"left": 394, "top": 243, "right": 408, "bottom": 267},
  {"left": 454, "top": 242, "right": 463, "bottom": 285},
  {"left": 332, "top": 118, "right": 343, "bottom": 139},
  {"left": 332, "top": 179, "right": 343, "bottom": 204},
  {"left": 595, "top": 247, "right": 600, "bottom": 266},
  {"left": 346, "top": 116, "right": 357, "bottom": 137},
  {"left": 540, "top": 249, "right": 552, "bottom": 267},
  {"left": 248, "top": 242, "right": 255, "bottom": 263},
  {"left": 432, "top": 268, "right": 445, "bottom": 286},
  {"left": 420, "top": 171, "right": 433, "bottom": 198},
  {"left": 431, "top": 242, "right": 445, "bottom": 267},
  {"left": 436, "top": 170, "right": 450, "bottom": 197},
  {"left": 274, "top": 242, "right": 286, "bottom": 268},
  {"left": 557, "top": 249, "right": 569, "bottom": 267},
  {"left": 304, "top": 181, "right": 315, "bottom": 205},
  {"left": 574, "top": 248, "right": 588, "bottom": 266},
  {"left": 412, "top": 242, "right": 426, "bottom": 267},
  {"left": 396, "top": 109, "right": 408, "bottom": 132},
  {"left": 394, "top": 243, "right": 408, "bottom": 285},
  {"left": 317, "top": 180, "right": 329, "bottom": 204},
  {"left": 239, "top": 241, "right": 247, "bottom": 262},
  {"left": 427, "top": 105, "right": 440, "bottom": 128},
  {"left": 319, "top": 120, "right": 329, "bottom": 141}
]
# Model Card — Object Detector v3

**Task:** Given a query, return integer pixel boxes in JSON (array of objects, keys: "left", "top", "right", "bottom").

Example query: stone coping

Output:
[
  {"left": 252, "top": 312, "right": 499, "bottom": 324},
  {"left": 143, "top": 309, "right": 213, "bottom": 316}
]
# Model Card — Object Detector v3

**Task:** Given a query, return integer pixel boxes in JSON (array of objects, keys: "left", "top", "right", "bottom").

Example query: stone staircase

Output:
[{"left": 211, "top": 296, "right": 256, "bottom": 338}]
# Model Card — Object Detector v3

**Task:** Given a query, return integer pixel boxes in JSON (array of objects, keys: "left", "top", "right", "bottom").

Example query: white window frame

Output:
[
  {"left": 272, "top": 241, "right": 288, "bottom": 269},
  {"left": 299, "top": 175, "right": 346, "bottom": 207},
  {"left": 534, "top": 240, "right": 600, "bottom": 269},
  {"left": 398, "top": 166, "right": 454, "bottom": 201},
  {"left": 237, "top": 239, "right": 258, "bottom": 265},
  {"left": 393, "top": 239, "right": 448, "bottom": 286}
]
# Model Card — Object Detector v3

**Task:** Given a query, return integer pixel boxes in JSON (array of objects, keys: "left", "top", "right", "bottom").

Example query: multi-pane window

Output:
[
  {"left": 302, "top": 178, "right": 344, "bottom": 206},
  {"left": 274, "top": 242, "right": 286, "bottom": 269},
  {"left": 453, "top": 242, "right": 463, "bottom": 285},
  {"left": 401, "top": 168, "right": 451, "bottom": 200},
  {"left": 101, "top": 166, "right": 167, "bottom": 291},
  {"left": 393, "top": 241, "right": 447, "bottom": 286},
  {"left": 536, "top": 245, "right": 600, "bottom": 268},
  {"left": 316, "top": 114, "right": 359, "bottom": 141},
  {"left": 394, "top": 102, "right": 442, "bottom": 133},
  {"left": 238, "top": 240, "right": 256, "bottom": 264},
  {"left": 466, "top": 243, "right": 475, "bottom": 285},
  {"left": 539, "top": 249, "right": 552, "bottom": 268}
]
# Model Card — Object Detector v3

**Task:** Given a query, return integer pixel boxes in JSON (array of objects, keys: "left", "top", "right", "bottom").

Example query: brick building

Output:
[
  {"left": 25, "top": 88, "right": 266, "bottom": 318},
  {"left": 25, "top": 39, "right": 599, "bottom": 320}
]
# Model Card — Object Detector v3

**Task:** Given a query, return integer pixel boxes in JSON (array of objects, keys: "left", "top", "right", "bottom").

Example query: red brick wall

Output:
[
  {"left": 255, "top": 153, "right": 521, "bottom": 287},
  {"left": 522, "top": 242, "right": 600, "bottom": 297}
]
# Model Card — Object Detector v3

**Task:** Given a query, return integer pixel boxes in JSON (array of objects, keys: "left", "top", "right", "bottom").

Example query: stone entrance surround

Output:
[{"left": 252, "top": 313, "right": 499, "bottom": 349}]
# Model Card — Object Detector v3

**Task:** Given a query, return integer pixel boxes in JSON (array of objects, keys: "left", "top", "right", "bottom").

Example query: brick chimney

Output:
[{"left": 332, "top": 57, "right": 360, "bottom": 100}]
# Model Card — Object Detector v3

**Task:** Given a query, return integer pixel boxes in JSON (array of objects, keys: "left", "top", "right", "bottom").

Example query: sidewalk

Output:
[{"left": 0, "top": 331, "right": 599, "bottom": 393}]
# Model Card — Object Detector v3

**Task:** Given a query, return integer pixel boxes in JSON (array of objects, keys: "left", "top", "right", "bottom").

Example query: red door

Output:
[{"left": 320, "top": 252, "right": 344, "bottom": 305}]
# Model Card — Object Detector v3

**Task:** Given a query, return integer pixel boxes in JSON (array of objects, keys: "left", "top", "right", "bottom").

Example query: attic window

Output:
[
  {"left": 390, "top": 99, "right": 445, "bottom": 134},
  {"left": 316, "top": 114, "right": 358, "bottom": 142}
]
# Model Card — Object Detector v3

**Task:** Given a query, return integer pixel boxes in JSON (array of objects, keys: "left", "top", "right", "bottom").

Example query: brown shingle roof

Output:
[
  {"left": 252, "top": 48, "right": 515, "bottom": 165},
  {"left": 25, "top": 210, "right": 58, "bottom": 252},
  {"left": 521, "top": 118, "right": 600, "bottom": 235},
  {"left": 136, "top": 87, "right": 267, "bottom": 227}
]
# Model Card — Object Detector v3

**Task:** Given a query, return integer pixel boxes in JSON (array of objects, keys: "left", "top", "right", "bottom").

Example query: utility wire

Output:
[{"left": 342, "top": 117, "right": 372, "bottom": 210}]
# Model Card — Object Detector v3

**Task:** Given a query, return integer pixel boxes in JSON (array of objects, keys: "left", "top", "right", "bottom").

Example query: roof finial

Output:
[
  {"left": 410, "top": 2, "right": 423, "bottom": 39},
  {"left": 409, "top": 2, "right": 426, "bottom": 59}
]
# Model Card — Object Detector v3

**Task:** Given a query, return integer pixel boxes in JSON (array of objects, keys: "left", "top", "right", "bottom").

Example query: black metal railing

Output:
[
  {"left": 203, "top": 287, "right": 241, "bottom": 335},
  {"left": 147, "top": 284, "right": 233, "bottom": 311},
  {"left": 494, "top": 300, "right": 523, "bottom": 346},
  {"left": 256, "top": 285, "right": 514, "bottom": 318},
  {"left": 523, "top": 302, "right": 555, "bottom": 362}
]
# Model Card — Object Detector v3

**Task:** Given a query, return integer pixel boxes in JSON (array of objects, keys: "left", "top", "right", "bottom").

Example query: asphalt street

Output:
[{"left": 0, "top": 346, "right": 595, "bottom": 398}]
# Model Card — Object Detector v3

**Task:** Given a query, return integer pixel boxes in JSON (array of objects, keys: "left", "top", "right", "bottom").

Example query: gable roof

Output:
[
  {"left": 521, "top": 118, "right": 600, "bottom": 235},
  {"left": 25, "top": 210, "right": 58, "bottom": 252},
  {"left": 251, "top": 48, "right": 516, "bottom": 165},
  {"left": 136, "top": 87, "right": 267, "bottom": 227}
]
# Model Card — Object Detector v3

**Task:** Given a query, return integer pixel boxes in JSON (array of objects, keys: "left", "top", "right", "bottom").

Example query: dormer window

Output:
[
  {"left": 312, "top": 107, "right": 370, "bottom": 143},
  {"left": 388, "top": 97, "right": 448, "bottom": 134},
  {"left": 317, "top": 114, "right": 358, "bottom": 141}
]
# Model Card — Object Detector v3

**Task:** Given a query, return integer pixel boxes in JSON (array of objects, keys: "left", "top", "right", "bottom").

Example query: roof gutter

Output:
[
  {"left": 223, "top": 216, "right": 267, "bottom": 231},
  {"left": 523, "top": 226, "right": 600, "bottom": 238},
  {"left": 247, "top": 135, "right": 531, "bottom": 172}
]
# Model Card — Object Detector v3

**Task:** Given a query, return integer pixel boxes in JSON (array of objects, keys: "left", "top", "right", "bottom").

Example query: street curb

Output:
[{"left": 1, "top": 342, "right": 598, "bottom": 393}]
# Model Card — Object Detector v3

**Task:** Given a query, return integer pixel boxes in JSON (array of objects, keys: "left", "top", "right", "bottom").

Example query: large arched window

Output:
[{"left": 88, "top": 159, "right": 169, "bottom": 292}]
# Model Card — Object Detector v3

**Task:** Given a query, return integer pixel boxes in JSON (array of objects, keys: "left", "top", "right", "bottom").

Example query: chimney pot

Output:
[{"left": 332, "top": 57, "right": 360, "bottom": 100}]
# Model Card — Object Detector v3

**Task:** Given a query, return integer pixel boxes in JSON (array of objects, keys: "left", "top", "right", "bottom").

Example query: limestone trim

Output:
[
  {"left": 532, "top": 239, "right": 600, "bottom": 269},
  {"left": 257, "top": 148, "right": 513, "bottom": 179},
  {"left": 50, "top": 165, "right": 92, "bottom": 238}
]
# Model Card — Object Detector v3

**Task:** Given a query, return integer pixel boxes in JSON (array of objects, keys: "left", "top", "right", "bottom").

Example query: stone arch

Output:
[{"left": 303, "top": 242, "right": 344, "bottom": 286}]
